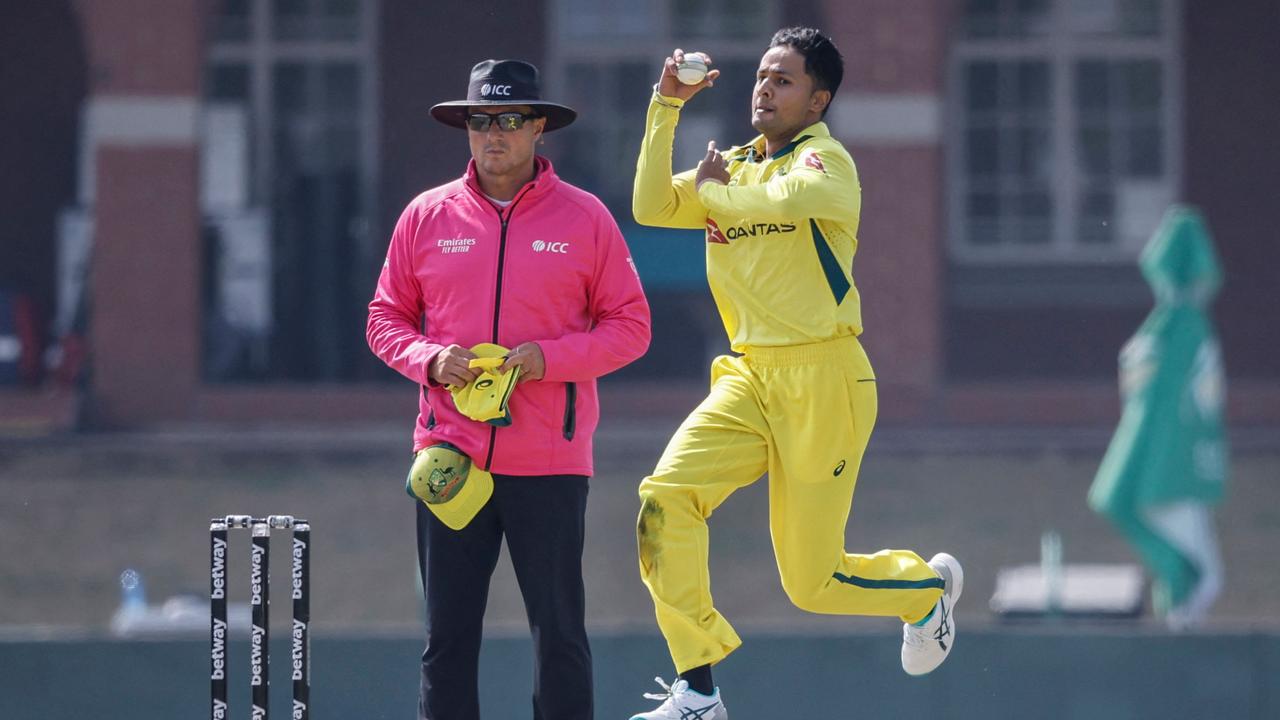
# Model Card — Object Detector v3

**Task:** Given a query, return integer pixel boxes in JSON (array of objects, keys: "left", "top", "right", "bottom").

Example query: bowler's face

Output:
[
  {"left": 751, "top": 46, "right": 823, "bottom": 138},
  {"left": 467, "top": 105, "right": 545, "bottom": 180}
]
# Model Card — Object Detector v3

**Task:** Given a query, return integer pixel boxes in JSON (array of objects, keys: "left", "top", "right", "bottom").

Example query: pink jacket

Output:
[{"left": 367, "top": 157, "right": 651, "bottom": 476}]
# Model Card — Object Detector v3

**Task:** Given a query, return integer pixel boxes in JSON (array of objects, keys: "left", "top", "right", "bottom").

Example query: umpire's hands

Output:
[
  {"left": 498, "top": 342, "right": 545, "bottom": 384},
  {"left": 429, "top": 345, "right": 481, "bottom": 387}
]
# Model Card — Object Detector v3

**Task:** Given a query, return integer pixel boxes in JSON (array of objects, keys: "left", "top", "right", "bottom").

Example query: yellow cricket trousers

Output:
[{"left": 636, "top": 335, "right": 942, "bottom": 673}]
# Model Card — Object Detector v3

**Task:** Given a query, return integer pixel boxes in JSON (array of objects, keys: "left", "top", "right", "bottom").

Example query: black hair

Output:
[{"left": 768, "top": 27, "right": 844, "bottom": 116}]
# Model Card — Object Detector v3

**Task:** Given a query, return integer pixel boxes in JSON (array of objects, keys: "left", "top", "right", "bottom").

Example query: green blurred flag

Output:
[{"left": 1088, "top": 206, "right": 1228, "bottom": 627}]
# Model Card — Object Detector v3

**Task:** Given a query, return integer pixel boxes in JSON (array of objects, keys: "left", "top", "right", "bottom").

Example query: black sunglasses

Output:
[{"left": 466, "top": 112, "right": 541, "bottom": 132}]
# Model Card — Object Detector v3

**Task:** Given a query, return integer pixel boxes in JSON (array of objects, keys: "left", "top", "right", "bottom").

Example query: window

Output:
[
  {"left": 204, "top": 0, "right": 379, "bottom": 381},
  {"left": 546, "top": 1, "right": 778, "bottom": 378},
  {"left": 547, "top": 0, "right": 776, "bottom": 211},
  {"left": 950, "top": 0, "right": 1181, "bottom": 263}
]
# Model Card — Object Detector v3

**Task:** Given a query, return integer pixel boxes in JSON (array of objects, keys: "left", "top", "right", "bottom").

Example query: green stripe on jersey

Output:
[{"left": 810, "top": 220, "right": 850, "bottom": 304}]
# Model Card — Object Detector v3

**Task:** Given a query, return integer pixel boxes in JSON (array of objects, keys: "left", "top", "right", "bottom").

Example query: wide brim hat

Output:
[
  {"left": 431, "top": 59, "right": 577, "bottom": 132},
  {"left": 405, "top": 443, "right": 494, "bottom": 531}
]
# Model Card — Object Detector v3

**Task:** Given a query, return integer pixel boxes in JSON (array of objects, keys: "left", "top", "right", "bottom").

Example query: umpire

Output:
[{"left": 366, "top": 59, "right": 651, "bottom": 719}]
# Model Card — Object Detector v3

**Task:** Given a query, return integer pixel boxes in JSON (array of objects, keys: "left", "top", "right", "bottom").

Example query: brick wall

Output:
[
  {"left": 822, "top": 0, "right": 953, "bottom": 420},
  {"left": 76, "top": 0, "right": 205, "bottom": 426}
]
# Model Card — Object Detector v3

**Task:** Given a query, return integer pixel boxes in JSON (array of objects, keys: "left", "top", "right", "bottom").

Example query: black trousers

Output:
[{"left": 417, "top": 473, "right": 592, "bottom": 720}]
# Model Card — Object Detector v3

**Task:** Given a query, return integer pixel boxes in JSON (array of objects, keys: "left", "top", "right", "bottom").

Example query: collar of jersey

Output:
[
  {"left": 463, "top": 155, "right": 559, "bottom": 206},
  {"left": 730, "top": 121, "right": 831, "bottom": 163}
]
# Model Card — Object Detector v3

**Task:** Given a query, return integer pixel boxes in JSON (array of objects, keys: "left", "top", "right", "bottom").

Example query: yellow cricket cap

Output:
[
  {"left": 405, "top": 443, "right": 494, "bottom": 530},
  {"left": 449, "top": 343, "right": 520, "bottom": 426}
]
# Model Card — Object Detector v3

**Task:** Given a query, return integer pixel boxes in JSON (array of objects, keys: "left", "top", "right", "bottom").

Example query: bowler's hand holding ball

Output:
[
  {"left": 657, "top": 48, "right": 720, "bottom": 102},
  {"left": 676, "top": 52, "right": 709, "bottom": 85}
]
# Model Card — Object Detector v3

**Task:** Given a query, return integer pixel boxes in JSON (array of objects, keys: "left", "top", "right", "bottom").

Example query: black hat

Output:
[{"left": 430, "top": 59, "right": 577, "bottom": 132}]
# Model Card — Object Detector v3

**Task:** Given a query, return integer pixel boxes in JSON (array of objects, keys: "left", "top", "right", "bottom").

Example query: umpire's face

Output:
[{"left": 467, "top": 104, "right": 546, "bottom": 183}]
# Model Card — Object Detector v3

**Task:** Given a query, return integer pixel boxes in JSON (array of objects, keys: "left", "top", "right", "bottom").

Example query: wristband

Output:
[{"left": 651, "top": 85, "right": 683, "bottom": 109}]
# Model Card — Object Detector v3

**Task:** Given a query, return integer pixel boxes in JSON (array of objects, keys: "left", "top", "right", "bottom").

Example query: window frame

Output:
[
  {"left": 205, "top": 0, "right": 380, "bottom": 224},
  {"left": 202, "top": 0, "right": 381, "bottom": 382},
  {"left": 947, "top": 0, "right": 1183, "bottom": 265},
  {"left": 544, "top": 0, "right": 779, "bottom": 210}
]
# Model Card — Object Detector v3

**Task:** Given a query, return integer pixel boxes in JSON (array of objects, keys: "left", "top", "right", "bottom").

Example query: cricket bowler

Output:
[{"left": 627, "top": 27, "right": 963, "bottom": 719}]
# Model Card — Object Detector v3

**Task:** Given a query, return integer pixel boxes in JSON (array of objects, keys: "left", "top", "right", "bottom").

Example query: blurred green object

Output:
[{"left": 1089, "top": 206, "right": 1229, "bottom": 627}]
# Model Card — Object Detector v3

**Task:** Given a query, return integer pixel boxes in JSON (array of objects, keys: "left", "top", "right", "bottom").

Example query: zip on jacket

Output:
[
  {"left": 483, "top": 188, "right": 532, "bottom": 472},
  {"left": 563, "top": 382, "right": 576, "bottom": 441},
  {"left": 366, "top": 157, "right": 652, "bottom": 477}
]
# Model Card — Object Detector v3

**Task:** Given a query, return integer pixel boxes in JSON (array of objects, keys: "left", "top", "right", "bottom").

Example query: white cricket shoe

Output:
[
  {"left": 629, "top": 676, "right": 727, "bottom": 720},
  {"left": 901, "top": 552, "right": 964, "bottom": 676}
]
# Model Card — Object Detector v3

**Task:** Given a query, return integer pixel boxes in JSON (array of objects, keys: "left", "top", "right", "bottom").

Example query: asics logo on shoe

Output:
[
  {"left": 933, "top": 598, "right": 952, "bottom": 651},
  {"left": 680, "top": 702, "right": 721, "bottom": 720}
]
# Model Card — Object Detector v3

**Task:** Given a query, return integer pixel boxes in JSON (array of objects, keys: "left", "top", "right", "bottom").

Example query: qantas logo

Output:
[
  {"left": 728, "top": 222, "right": 796, "bottom": 239},
  {"left": 706, "top": 218, "right": 729, "bottom": 244},
  {"left": 728, "top": 221, "right": 799, "bottom": 241},
  {"left": 802, "top": 151, "right": 826, "bottom": 173},
  {"left": 707, "top": 218, "right": 799, "bottom": 243}
]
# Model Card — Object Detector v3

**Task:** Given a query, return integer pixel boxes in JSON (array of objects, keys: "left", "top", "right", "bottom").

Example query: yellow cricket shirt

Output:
[{"left": 633, "top": 90, "right": 863, "bottom": 351}]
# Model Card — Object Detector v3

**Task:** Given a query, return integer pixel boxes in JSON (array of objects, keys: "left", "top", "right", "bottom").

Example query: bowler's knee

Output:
[
  {"left": 636, "top": 490, "right": 667, "bottom": 576},
  {"left": 780, "top": 571, "right": 831, "bottom": 613},
  {"left": 783, "top": 586, "right": 825, "bottom": 613}
]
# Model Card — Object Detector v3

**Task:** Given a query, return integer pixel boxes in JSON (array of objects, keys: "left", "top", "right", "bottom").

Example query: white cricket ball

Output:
[{"left": 676, "top": 53, "right": 709, "bottom": 85}]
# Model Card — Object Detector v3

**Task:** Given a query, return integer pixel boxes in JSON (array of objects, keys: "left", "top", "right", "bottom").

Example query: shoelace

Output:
[
  {"left": 903, "top": 603, "right": 938, "bottom": 648},
  {"left": 903, "top": 599, "right": 949, "bottom": 648},
  {"left": 902, "top": 622, "right": 927, "bottom": 648},
  {"left": 641, "top": 677, "right": 722, "bottom": 720},
  {"left": 643, "top": 676, "right": 680, "bottom": 701}
]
